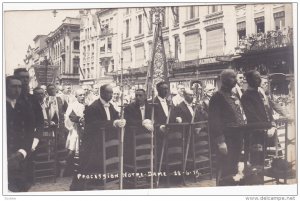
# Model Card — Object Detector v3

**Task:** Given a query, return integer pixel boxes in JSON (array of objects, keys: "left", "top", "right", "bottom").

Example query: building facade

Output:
[
  {"left": 77, "top": 3, "right": 293, "bottom": 94},
  {"left": 79, "top": 8, "right": 122, "bottom": 86},
  {"left": 46, "top": 17, "right": 81, "bottom": 85}
]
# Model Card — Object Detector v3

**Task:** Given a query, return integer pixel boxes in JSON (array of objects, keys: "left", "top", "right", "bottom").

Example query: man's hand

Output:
[
  {"left": 218, "top": 142, "right": 228, "bottom": 155},
  {"left": 115, "top": 119, "right": 126, "bottom": 128},
  {"left": 175, "top": 117, "right": 182, "bottom": 123},
  {"left": 142, "top": 119, "right": 154, "bottom": 132},
  {"left": 8, "top": 152, "right": 24, "bottom": 170},
  {"left": 159, "top": 125, "right": 167, "bottom": 133}
]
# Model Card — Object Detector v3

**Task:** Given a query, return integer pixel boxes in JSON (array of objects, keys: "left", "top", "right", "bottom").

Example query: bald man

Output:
[
  {"left": 208, "top": 69, "right": 246, "bottom": 186},
  {"left": 171, "top": 88, "right": 206, "bottom": 123}
]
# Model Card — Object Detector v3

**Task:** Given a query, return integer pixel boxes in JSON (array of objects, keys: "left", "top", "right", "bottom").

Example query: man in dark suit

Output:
[
  {"left": 71, "top": 84, "right": 126, "bottom": 190},
  {"left": 14, "top": 68, "right": 44, "bottom": 151},
  {"left": 6, "top": 76, "right": 31, "bottom": 192},
  {"left": 152, "top": 81, "right": 171, "bottom": 172},
  {"left": 14, "top": 68, "right": 44, "bottom": 186},
  {"left": 241, "top": 71, "right": 275, "bottom": 167},
  {"left": 171, "top": 89, "right": 206, "bottom": 124},
  {"left": 209, "top": 69, "right": 246, "bottom": 186},
  {"left": 123, "top": 89, "right": 154, "bottom": 173},
  {"left": 124, "top": 88, "right": 153, "bottom": 128}
]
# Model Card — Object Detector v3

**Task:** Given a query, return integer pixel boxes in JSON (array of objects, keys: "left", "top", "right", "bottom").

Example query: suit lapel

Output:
[{"left": 181, "top": 102, "right": 192, "bottom": 122}]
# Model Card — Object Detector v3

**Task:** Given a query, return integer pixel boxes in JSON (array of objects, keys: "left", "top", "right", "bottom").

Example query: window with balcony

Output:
[
  {"left": 107, "top": 37, "right": 112, "bottom": 53},
  {"left": 255, "top": 17, "right": 265, "bottom": 33},
  {"left": 274, "top": 11, "right": 285, "bottom": 30},
  {"left": 73, "top": 41, "right": 80, "bottom": 50},
  {"left": 138, "top": 14, "right": 143, "bottom": 34},
  {"left": 125, "top": 19, "right": 130, "bottom": 38},
  {"left": 237, "top": 21, "right": 246, "bottom": 41}
]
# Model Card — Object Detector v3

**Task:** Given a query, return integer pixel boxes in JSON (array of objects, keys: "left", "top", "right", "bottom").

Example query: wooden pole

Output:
[{"left": 119, "top": 51, "right": 125, "bottom": 190}]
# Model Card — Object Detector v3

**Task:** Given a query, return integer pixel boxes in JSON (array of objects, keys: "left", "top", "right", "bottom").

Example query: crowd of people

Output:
[{"left": 6, "top": 67, "right": 291, "bottom": 192}]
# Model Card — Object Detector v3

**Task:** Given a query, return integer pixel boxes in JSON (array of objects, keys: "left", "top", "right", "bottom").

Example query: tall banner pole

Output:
[
  {"left": 146, "top": 7, "right": 167, "bottom": 189},
  {"left": 119, "top": 49, "right": 125, "bottom": 190}
]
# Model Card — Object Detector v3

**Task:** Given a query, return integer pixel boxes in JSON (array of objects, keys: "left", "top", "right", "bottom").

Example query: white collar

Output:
[
  {"left": 157, "top": 96, "right": 166, "bottom": 103},
  {"left": 100, "top": 97, "right": 110, "bottom": 106},
  {"left": 6, "top": 97, "right": 16, "bottom": 104},
  {"left": 184, "top": 100, "right": 193, "bottom": 107}
]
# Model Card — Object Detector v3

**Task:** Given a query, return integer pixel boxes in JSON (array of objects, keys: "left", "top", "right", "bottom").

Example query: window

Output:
[
  {"left": 255, "top": 17, "right": 265, "bottom": 33},
  {"left": 74, "top": 41, "right": 80, "bottom": 50},
  {"left": 206, "top": 28, "right": 224, "bottom": 56},
  {"left": 185, "top": 33, "right": 200, "bottom": 60},
  {"left": 87, "top": 68, "right": 90, "bottom": 78},
  {"left": 126, "top": 8, "right": 130, "bottom": 15},
  {"left": 190, "top": 6, "right": 195, "bottom": 19},
  {"left": 123, "top": 48, "right": 131, "bottom": 68},
  {"left": 107, "top": 37, "right": 112, "bottom": 52},
  {"left": 172, "top": 7, "right": 179, "bottom": 25},
  {"left": 111, "top": 60, "right": 114, "bottom": 72},
  {"left": 91, "top": 67, "right": 94, "bottom": 78},
  {"left": 164, "top": 39, "right": 170, "bottom": 58},
  {"left": 91, "top": 44, "right": 94, "bottom": 57},
  {"left": 187, "top": 6, "right": 199, "bottom": 20},
  {"left": 126, "top": 19, "right": 130, "bottom": 38},
  {"left": 135, "top": 45, "right": 145, "bottom": 67},
  {"left": 73, "top": 57, "right": 79, "bottom": 74},
  {"left": 208, "top": 5, "right": 222, "bottom": 14},
  {"left": 100, "top": 39, "right": 105, "bottom": 54},
  {"left": 274, "top": 11, "right": 285, "bottom": 30},
  {"left": 174, "top": 36, "right": 179, "bottom": 59},
  {"left": 87, "top": 45, "right": 90, "bottom": 57},
  {"left": 162, "top": 12, "right": 166, "bottom": 27},
  {"left": 148, "top": 42, "right": 153, "bottom": 60},
  {"left": 149, "top": 12, "right": 153, "bottom": 31},
  {"left": 237, "top": 21, "right": 246, "bottom": 41},
  {"left": 138, "top": 14, "right": 143, "bottom": 34},
  {"left": 83, "top": 46, "right": 86, "bottom": 58}
]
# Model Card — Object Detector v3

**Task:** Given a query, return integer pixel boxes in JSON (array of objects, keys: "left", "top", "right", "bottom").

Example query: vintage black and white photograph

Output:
[{"left": 2, "top": 2, "right": 297, "bottom": 197}]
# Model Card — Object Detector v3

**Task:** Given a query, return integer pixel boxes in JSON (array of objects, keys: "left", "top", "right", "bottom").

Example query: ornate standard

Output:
[{"left": 146, "top": 7, "right": 168, "bottom": 189}]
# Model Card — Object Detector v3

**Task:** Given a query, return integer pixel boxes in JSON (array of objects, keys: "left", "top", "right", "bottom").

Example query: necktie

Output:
[
  {"left": 140, "top": 106, "right": 145, "bottom": 120},
  {"left": 103, "top": 103, "right": 111, "bottom": 120}
]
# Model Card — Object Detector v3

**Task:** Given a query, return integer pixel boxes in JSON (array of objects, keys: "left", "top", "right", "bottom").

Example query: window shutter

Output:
[
  {"left": 135, "top": 45, "right": 145, "bottom": 68},
  {"left": 185, "top": 33, "right": 200, "bottom": 61},
  {"left": 123, "top": 49, "right": 131, "bottom": 68},
  {"left": 206, "top": 28, "right": 224, "bottom": 56}
]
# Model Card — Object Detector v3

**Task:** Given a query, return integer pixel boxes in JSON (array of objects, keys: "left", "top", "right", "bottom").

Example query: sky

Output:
[{"left": 4, "top": 9, "right": 79, "bottom": 75}]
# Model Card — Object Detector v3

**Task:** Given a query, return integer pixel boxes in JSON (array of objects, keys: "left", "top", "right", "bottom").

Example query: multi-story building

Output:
[
  {"left": 79, "top": 9, "right": 122, "bottom": 85},
  {"left": 78, "top": 4, "right": 293, "bottom": 94},
  {"left": 46, "top": 17, "right": 81, "bottom": 85},
  {"left": 234, "top": 4, "right": 294, "bottom": 95}
]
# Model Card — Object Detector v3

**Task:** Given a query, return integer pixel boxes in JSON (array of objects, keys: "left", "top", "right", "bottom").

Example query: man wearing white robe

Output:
[{"left": 64, "top": 88, "right": 86, "bottom": 178}]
